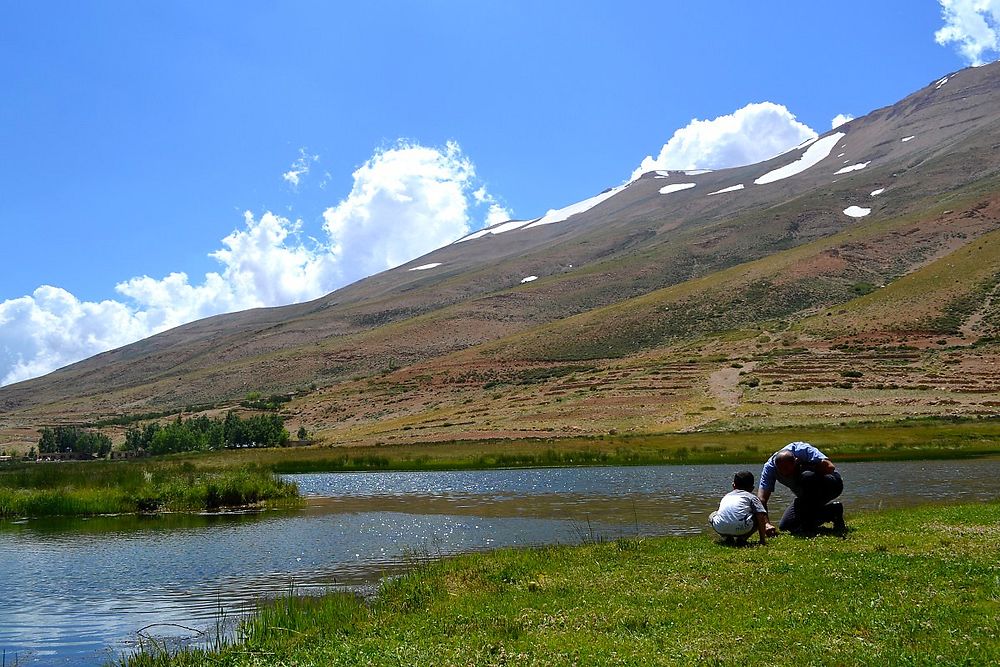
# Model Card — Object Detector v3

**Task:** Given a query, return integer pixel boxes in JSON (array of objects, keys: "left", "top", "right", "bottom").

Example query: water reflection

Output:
[{"left": 2, "top": 458, "right": 998, "bottom": 665}]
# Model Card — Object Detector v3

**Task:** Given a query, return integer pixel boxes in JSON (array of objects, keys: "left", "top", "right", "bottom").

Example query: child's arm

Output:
[
  {"left": 754, "top": 511, "right": 769, "bottom": 545},
  {"left": 757, "top": 488, "right": 777, "bottom": 536}
]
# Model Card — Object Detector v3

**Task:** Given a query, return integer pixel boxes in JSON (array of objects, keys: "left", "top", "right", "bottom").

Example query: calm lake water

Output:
[{"left": 2, "top": 459, "right": 999, "bottom": 665}]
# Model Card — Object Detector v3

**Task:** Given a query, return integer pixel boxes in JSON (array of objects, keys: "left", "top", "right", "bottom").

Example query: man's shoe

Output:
[{"left": 830, "top": 502, "right": 847, "bottom": 532}]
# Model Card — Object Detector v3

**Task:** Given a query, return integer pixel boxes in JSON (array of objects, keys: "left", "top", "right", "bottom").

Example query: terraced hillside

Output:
[{"left": 2, "top": 62, "right": 1000, "bottom": 450}]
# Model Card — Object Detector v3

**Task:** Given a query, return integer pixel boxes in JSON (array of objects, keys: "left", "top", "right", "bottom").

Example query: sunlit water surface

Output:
[{"left": 2, "top": 459, "right": 998, "bottom": 664}]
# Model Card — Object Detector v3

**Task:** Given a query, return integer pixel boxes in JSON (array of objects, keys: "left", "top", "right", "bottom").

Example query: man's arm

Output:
[{"left": 793, "top": 442, "right": 834, "bottom": 473}]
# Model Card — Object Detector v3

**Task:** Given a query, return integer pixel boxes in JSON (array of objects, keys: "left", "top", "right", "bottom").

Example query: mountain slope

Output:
[{"left": 2, "top": 63, "right": 1000, "bottom": 445}]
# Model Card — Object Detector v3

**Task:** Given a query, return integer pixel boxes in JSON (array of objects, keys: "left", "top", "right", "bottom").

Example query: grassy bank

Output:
[
  {"left": 122, "top": 501, "right": 1000, "bottom": 666},
  {"left": 182, "top": 417, "right": 1000, "bottom": 473},
  {"left": 0, "top": 462, "right": 299, "bottom": 518}
]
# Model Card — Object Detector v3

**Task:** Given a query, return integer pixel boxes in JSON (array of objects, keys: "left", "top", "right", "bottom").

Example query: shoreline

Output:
[
  {"left": 119, "top": 499, "right": 1000, "bottom": 666},
  {"left": 3, "top": 417, "right": 999, "bottom": 518}
]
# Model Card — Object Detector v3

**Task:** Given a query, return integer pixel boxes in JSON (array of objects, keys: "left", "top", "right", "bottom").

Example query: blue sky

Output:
[{"left": 2, "top": 0, "right": 998, "bottom": 384}]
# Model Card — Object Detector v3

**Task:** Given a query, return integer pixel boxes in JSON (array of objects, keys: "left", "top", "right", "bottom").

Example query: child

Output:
[{"left": 709, "top": 471, "right": 770, "bottom": 545}]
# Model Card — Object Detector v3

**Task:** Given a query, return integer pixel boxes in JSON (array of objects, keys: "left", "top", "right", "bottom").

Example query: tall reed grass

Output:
[
  {"left": 118, "top": 592, "right": 366, "bottom": 666},
  {"left": 0, "top": 462, "right": 298, "bottom": 518}
]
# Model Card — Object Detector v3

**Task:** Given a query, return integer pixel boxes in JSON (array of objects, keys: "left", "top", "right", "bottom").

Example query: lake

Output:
[{"left": 2, "top": 459, "right": 998, "bottom": 665}]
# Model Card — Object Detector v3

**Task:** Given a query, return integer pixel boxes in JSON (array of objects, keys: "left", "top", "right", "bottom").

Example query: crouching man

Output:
[
  {"left": 758, "top": 441, "right": 846, "bottom": 536},
  {"left": 710, "top": 471, "right": 770, "bottom": 545}
]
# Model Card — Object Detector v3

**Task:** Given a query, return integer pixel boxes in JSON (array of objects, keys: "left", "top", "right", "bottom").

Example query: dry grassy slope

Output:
[
  {"left": 10, "top": 170, "right": 995, "bottom": 426},
  {"left": 3, "top": 63, "right": 1000, "bottom": 437},
  {"left": 279, "top": 184, "right": 1000, "bottom": 445},
  {"left": 800, "top": 225, "right": 1000, "bottom": 339},
  {"left": 484, "top": 179, "right": 1000, "bottom": 363}
]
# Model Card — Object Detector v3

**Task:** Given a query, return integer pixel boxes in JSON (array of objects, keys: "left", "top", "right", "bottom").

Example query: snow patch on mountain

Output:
[
  {"left": 754, "top": 133, "right": 845, "bottom": 185},
  {"left": 659, "top": 183, "right": 697, "bottom": 195},
  {"left": 522, "top": 184, "right": 628, "bottom": 230},
  {"left": 707, "top": 184, "right": 745, "bottom": 195},
  {"left": 835, "top": 161, "right": 871, "bottom": 175},
  {"left": 843, "top": 206, "right": 872, "bottom": 218},
  {"left": 520, "top": 275, "right": 538, "bottom": 284},
  {"left": 456, "top": 217, "right": 535, "bottom": 243},
  {"left": 870, "top": 188, "right": 885, "bottom": 197},
  {"left": 789, "top": 136, "right": 819, "bottom": 152},
  {"left": 409, "top": 263, "right": 442, "bottom": 271}
]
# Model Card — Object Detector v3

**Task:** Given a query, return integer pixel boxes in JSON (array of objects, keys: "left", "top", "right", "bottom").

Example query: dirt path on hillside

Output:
[
  {"left": 960, "top": 280, "right": 1000, "bottom": 340},
  {"left": 708, "top": 362, "right": 756, "bottom": 408}
]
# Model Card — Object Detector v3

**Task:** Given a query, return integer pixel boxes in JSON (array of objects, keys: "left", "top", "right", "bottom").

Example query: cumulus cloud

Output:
[
  {"left": 631, "top": 102, "right": 817, "bottom": 179},
  {"left": 831, "top": 113, "right": 854, "bottom": 129},
  {"left": 935, "top": 0, "right": 1000, "bottom": 65},
  {"left": 0, "top": 288, "right": 153, "bottom": 386},
  {"left": 1, "top": 141, "right": 502, "bottom": 386},
  {"left": 322, "top": 141, "right": 500, "bottom": 282},
  {"left": 282, "top": 147, "right": 319, "bottom": 188},
  {"left": 484, "top": 203, "right": 512, "bottom": 227},
  {"left": 473, "top": 186, "right": 513, "bottom": 227}
]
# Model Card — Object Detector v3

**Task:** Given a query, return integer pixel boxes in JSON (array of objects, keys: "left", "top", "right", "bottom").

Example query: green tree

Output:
[
  {"left": 149, "top": 421, "right": 200, "bottom": 455},
  {"left": 38, "top": 426, "right": 111, "bottom": 457}
]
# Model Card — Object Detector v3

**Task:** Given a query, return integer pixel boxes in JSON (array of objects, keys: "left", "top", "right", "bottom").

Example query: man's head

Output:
[
  {"left": 732, "top": 470, "right": 754, "bottom": 491},
  {"left": 775, "top": 449, "right": 798, "bottom": 477}
]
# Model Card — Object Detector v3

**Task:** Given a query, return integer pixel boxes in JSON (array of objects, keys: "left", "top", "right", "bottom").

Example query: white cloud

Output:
[
  {"left": 935, "top": 0, "right": 1000, "bottom": 66},
  {"left": 282, "top": 147, "right": 319, "bottom": 188},
  {"left": 831, "top": 113, "right": 854, "bottom": 128},
  {"left": 0, "top": 288, "right": 152, "bottom": 385},
  {"left": 1, "top": 141, "right": 502, "bottom": 386},
  {"left": 322, "top": 141, "right": 488, "bottom": 282},
  {"left": 474, "top": 186, "right": 513, "bottom": 226},
  {"left": 484, "top": 203, "right": 512, "bottom": 227},
  {"left": 631, "top": 102, "right": 817, "bottom": 179}
]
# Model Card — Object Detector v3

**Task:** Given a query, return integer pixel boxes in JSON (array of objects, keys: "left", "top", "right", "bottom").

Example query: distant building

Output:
[
  {"left": 110, "top": 450, "right": 147, "bottom": 460},
  {"left": 35, "top": 451, "right": 97, "bottom": 462}
]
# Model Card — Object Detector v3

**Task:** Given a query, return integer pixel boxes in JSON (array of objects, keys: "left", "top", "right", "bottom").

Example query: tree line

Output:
[
  {"left": 123, "top": 412, "right": 290, "bottom": 455},
  {"left": 38, "top": 426, "right": 113, "bottom": 457},
  {"left": 34, "top": 412, "right": 291, "bottom": 458}
]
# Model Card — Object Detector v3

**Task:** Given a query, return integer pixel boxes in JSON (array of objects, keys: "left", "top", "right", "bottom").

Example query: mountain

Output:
[{"left": 3, "top": 63, "right": 1000, "bottom": 447}]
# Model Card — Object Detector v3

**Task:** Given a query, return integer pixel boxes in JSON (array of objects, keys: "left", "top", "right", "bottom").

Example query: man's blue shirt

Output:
[{"left": 759, "top": 441, "right": 829, "bottom": 493}]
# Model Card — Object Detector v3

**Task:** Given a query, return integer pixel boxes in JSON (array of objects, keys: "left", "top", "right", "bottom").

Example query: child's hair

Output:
[{"left": 733, "top": 470, "right": 754, "bottom": 491}]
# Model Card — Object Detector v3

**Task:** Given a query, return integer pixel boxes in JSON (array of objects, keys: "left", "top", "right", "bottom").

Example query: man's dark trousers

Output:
[{"left": 778, "top": 470, "right": 843, "bottom": 533}]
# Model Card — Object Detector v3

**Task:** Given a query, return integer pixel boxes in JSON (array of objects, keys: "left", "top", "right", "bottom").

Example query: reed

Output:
[
  {"left": 0, "top": 462, "right": 298, "bottom": 518},
  {"left": 0, "top": 487, "right": 127, "bottom": 517}
]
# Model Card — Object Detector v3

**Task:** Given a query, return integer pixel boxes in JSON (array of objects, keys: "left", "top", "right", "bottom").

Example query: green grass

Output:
[
  {"left": 0, "top": 461, "right": 299, "bottom": 518},
  {"left": 174, "top": 417, "right": 1000, "bottom": 474},
  {"left": 119, "top": 500, "right": 1000, "bottom": 666}
]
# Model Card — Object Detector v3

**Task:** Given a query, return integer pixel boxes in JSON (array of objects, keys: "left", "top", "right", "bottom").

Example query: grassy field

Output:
[
  {"left": 174, "top": 417, "right": 1000, "bottom": 473},
  {"left": 0, "top": 461, "right": 299, "bottom": 518},
  {"left": 121, "top": 500, "right": 1000, "bottom": 666}
]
